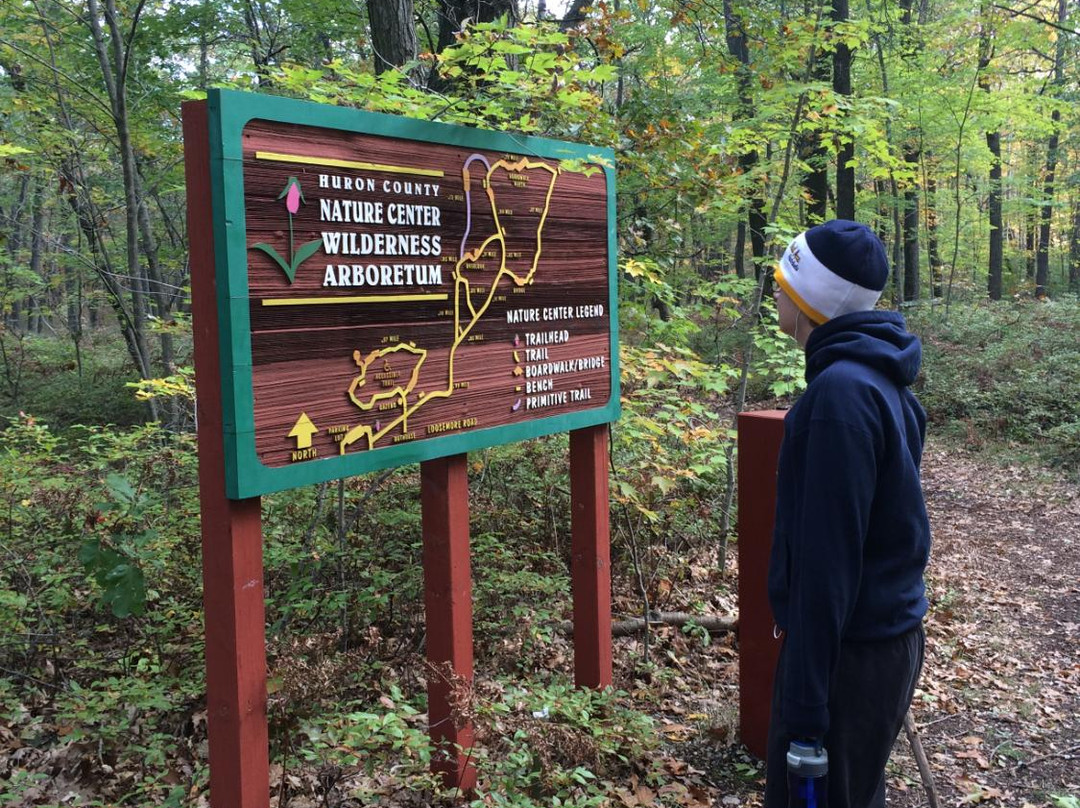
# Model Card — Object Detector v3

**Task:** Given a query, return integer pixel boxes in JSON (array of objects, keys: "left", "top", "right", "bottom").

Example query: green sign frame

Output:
[{"left": 203, "top": 89, "right": 619, "bottom": 499}]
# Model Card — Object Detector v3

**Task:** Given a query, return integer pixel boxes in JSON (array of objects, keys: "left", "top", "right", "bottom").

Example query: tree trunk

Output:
[
  {"left": 1035, "top": 0, "right": 1066, "bottom": 298},
  {"left": 891, "top": 186, "right": 903, "bottom": 306},
  {"left": 799, "top": 0, "right": 829, "bottom": 222},
  {"left": 1025, "top": 207, "right": 1036, "bottom": 280},
  {"left": 84, "top": 0, "right": 159, "bottom": 418},
  {"left": 801, "top": 130, "right": 829, "bottom": 223},
  {"left": 902, "top": 147, "right": 920, "bottom": 302},
  {"left": 558, "top": 0, "right": 589, "bottom": 30},
  {"left": 925, "top": 170, "right": 943, "bottom": 298},
  {"left": 978, "top": 16, "right": 1002, "bottom": 301},
  {"left": 902, "top": 197, "right": 918, "bottom": 302},
  {"left": 62, "top": 233, "right": 84, "bottom": 378},
  {"left": 986, "top": 130, "right": 1003, "bottom": 299},
  {"left": 799, "top": 45, "right": 829, "bottom": 222},
  {"left": 132, "top": 163, "right": 177, "bottom": 418},
  {"left": 1036, "top": 116, "right": 1059, "bottom": 298},
  {"left": 27, "top": 183, "right": 46, "bottom": 336},
  {"left": 832, "top": 0, "right": 855, "bottom": 220},
  {"left": 2, "top": 175, "right": 31, "bottom": 330},
  {"left": 368, "top": 0, "right": 418, "bottom": 75},
  {"left": 1068, "top": 196, "right": 1080, "bottom": 293},
  {"left": 60, "top": 158, "right": 148, "bottom": 385},
  {"left": 733, "top": 223, "right": 747, "bottom": 279},
  {"left": 240, "top": 0, "right": 280, "bottom": 86},
  {"left": 723, "top": 0, "right": 767, "bottom": 279},
  {"left": 437, "top": 0, "right": 519, "bottom": 51},
  {"left": 97, "top": 0, "right": 177, "bottom": 388}
]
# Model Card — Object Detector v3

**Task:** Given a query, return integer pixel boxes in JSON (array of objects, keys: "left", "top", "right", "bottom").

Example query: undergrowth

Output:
[
  {"left": 2, "top": 298, "right": 1077, "bottom": 804},
  {"left": 908, "top": 297, "right": 1080, "bottom": 474}
]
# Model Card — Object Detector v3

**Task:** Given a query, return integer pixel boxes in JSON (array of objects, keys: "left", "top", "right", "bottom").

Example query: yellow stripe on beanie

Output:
[{"left": 775, "top": 265, "right": 827, "bottom": 325}]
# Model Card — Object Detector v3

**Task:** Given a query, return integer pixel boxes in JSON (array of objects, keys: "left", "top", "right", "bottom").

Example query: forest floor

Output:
[
  {"left": 4, "top": 439, "right": 1078, "bottom": 807},
  {"left": 652, "top": 440, "right": 1080, "bottom": 807}
]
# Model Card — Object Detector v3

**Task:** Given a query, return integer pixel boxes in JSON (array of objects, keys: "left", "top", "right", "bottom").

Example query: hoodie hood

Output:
[{"left": 804, "top": 310, "right": 921, "bottom": 387}]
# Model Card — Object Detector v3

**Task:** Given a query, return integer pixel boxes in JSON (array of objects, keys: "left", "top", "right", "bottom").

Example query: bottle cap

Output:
[{"left": 786, "top": 741, "right": 828, "bottom": 777}]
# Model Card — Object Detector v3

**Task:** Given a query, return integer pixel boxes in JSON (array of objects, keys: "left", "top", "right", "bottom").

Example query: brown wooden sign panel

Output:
[{"left": 239, "top": 118, "right": 615, "bottom": 475}]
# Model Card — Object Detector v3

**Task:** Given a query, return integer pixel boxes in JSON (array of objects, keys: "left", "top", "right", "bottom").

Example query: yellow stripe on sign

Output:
[
  {"left": 255, "top": 151, "right": 445, "bottom": 178},
  {"left": 262, "top": 294, "right": 449, "bottom": 307}
]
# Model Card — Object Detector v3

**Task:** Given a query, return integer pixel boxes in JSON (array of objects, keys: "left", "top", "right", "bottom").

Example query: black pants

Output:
[{"left": 764, "top": 624, "right": 924, "bottom": 808}]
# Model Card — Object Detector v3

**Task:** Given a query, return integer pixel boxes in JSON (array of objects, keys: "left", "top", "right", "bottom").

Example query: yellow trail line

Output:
[
  {"left": 263, "top": 294, "right": 448, "bottom": 306},
  {"left": 341, "top": 157, "right": 560, "bottom": 453},
  {"left": 254, "top": 151, "right": 444, "bottom": 178},
  {"left": 339, "top": 344, "right": 429, "bottom": 452}
]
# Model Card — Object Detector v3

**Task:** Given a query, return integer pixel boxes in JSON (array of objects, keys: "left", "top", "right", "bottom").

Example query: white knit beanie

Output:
[{"left": 775, "top": 220, "right": 890, "bottom": 324}]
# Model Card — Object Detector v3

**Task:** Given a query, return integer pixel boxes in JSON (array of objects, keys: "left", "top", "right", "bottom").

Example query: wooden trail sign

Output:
[
  {"left": 203, "top": 90, "right": 619, "bottom": 498},
  {"left": 185, "top": 91, "right": 617, "bottom": 805}
]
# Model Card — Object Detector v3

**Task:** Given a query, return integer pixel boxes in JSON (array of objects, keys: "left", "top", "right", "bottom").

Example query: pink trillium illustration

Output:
[{"left": 250, "top": 177, "right": 323, "bottom": 283}]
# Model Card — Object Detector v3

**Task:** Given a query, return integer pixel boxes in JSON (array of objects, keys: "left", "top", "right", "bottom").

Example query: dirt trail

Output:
[
  {"left": 888, "top": 444, "right": 1080, "bottom": 806},
  {"left": 667, "top": 441, "right": 1080, "bottom": 806}
]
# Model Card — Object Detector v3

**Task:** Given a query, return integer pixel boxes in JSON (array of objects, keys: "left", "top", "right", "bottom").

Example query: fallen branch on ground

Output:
[
  {"left": 558, "top": 612, "right": 738, "bottom": 638},
  {"left": 904, "top": 710, "right": 941, "bottom": 808},
  {"left": 1012, "top": 743, "right": 1080, "bottom": 775}
]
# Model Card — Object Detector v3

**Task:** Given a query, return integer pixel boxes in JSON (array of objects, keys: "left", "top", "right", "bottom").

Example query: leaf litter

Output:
[{"left": 3, "top": 439, "right": 1078, "bottom": 806}]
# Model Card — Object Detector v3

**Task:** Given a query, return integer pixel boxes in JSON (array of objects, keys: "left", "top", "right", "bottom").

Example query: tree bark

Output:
[
  {"left": 980, "top": 5, "right": 1002, "bottom": 302},
  {"left": 925, "top": 170, "right": 944, "bottom": 298},
  {"left": 986, "top": 130, "right": 1003, "bottom": 299},
  {"left": 902, "top": 194, "right": 920, "bottom": 302},
  {"left": 368, "top": 0, "right": 419, "bottom": 75},
  {"left": 240, "top": 0, "right": 284, "bottom": 86},
  {"left": 801, "top": 129, "right": 829, "bottom": 223},
  {"left": 26, "top": 182, "right": 46, "bottom": 336},
  {"left": 2, "top": 175, "right": 30, "bottom": 330},
  {"left": 902, "top": 147, "right": 920, "bottom": 301},
  {"left": 437, "top": 0, "right": 519, "bottom": 52},
  {"left": 85, "top": 0, "right": 159, "bottom": 417},
  {"left": 799, "top": 0, "right": 829, "bottom": 223},
  {"left": 98, "top": 0, "right": 178, "bottom": 406},
  {"left": 832, "top": 0, "right": 855, "bottom": 220},
  {"left": 1025, "top": 209, "right": 1037, "bottom": 280},
  {"left": 723, "top": 0, "right": 767, "bottom": 279},
  {"left": 891, "top": 185, "right": 903, "bottom": 306},
  {"left": 1036, "top": 117, "right": 1060, "bottom": 298},
  {"left": 559, "top": 0, "right": 590, "bottom": 30},
  {"left": 978, "top": 16, "right": 1003, "bottom": 300},
  {"left": 1068, "top": 195, "right": 1080, "bottom": 293},
  {"left": 1036, "top": 0, "right": 1066, "bottom": 298}
]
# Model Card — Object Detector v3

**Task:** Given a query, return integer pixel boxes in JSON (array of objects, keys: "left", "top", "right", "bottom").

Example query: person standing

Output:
[{"left": 764, "top": 220, "right": 931, "bottom": 807}]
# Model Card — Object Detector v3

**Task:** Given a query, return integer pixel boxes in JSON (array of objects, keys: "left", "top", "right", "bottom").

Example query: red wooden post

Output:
[
  {"left": 737, "top": 410, "right": 786, "bottom": 760},
  {"left": 570, "top": 425, "right": 613, "bottom": 689},
  {"left": 183, "top": 101, "right": 271, "bottom": 808},
  {"left": 421, "top": 454, "right": 477, "bottom": 791}
]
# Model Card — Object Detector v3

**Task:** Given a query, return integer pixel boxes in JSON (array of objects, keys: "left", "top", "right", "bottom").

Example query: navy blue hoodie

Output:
[{"left": 768, "top": 310, "right": 931, "bottom": 740}]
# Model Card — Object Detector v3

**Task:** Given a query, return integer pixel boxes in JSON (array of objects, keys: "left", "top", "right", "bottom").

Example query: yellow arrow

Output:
[{"left": 288, "top": 412, "right": 319, "bottom": 449}]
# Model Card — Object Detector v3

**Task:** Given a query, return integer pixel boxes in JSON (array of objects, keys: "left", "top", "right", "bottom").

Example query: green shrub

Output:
[
  {"left": 0, "top": 331, "right": 147, "bottom": 427},
  {"left": 908, "top": 298, "right": 1080, "bottom": 472}
]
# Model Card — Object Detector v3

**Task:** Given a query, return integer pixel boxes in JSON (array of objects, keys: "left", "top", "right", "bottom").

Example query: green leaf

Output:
[
  {"left": 100, "top": 562, "right": 146, "bottom": 617},
  {"left": 105, "top": 473, "right": 136, "bottom": 504},
  {"left": 290, "top": 239, "right": 324, "bottom": 279},
  {"left": 78, "top": 539, "right": 102, "bottom": 566},
  {"left": 250, "top": 243, "right": 294, "bottom": 282}
]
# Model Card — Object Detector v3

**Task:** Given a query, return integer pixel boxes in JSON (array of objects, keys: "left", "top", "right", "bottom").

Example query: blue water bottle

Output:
[{"left": 787, "top": 741, "right": 828, "bottom": 808}]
